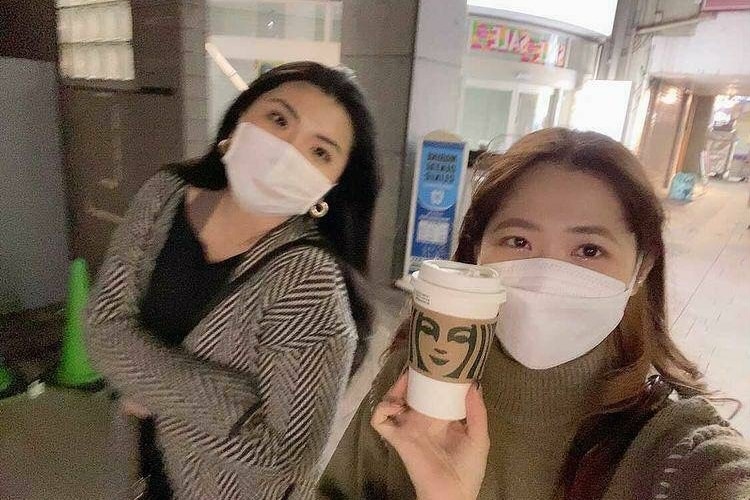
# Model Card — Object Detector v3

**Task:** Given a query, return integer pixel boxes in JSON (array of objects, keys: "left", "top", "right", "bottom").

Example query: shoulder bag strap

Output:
[{"left": 190, "top": 238, "right": 333, "bottom": 329}]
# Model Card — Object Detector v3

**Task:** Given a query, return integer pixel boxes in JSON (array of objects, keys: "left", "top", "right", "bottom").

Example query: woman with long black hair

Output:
[{"left": 86, "top": 62, "right": 379, "bottom": 499}]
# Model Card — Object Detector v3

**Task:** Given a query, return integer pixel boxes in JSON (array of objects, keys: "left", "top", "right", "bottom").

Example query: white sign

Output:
[
  {"left": 467, "top": 0, "right": 618, "bottom": 37},
  {"left": 569, "top": 80, "right": 632, "bottom": 142}
]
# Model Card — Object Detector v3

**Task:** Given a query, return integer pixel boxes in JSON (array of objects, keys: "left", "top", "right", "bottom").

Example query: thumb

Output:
[{"left": 465, "top": 383, "right": 489, "bottom": 443}]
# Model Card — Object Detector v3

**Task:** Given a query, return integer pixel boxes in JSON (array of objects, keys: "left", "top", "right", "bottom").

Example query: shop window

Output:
[
  {"left": 206, "top": 1, "right": 343, "bottom": 136},
  {"left": 331, "top": 3, "right": 343, "bottom": 43},
  {"left": 256, "top": 2, "right": 286, "bottom": 39},
  {"left": 461, "top": 88, "right": 513, "bottom": 150},
  {"left": 210, "top": 6, "right": 260, "bottom": 38}
]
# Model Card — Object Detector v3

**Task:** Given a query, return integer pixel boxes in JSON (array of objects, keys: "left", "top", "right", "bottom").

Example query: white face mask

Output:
[
  {"left": 486, "top": 257, "right": 641, "bottom": 370},
  {"left": 222, "top": 122, "right": 335, "bottom": 215}
]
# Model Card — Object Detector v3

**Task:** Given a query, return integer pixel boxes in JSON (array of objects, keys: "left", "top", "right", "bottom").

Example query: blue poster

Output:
[{"left": 407, "top": 140, "right": 466, "bottom": 274}]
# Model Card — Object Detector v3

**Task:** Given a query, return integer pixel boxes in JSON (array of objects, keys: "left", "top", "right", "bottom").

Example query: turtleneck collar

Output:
[{"left": 483, "top": 333, "right": 622, "bottom": 425}]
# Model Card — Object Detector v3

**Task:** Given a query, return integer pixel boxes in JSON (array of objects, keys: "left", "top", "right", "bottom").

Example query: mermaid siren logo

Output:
[{"left": 409, "top": 305, "right": 496, "bottom": 383}]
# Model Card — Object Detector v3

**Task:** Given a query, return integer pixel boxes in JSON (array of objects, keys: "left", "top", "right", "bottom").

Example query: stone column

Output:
[
  {"left": 341, "top": 0, "right": 466, "bottom": 285},
  {"left": 181, "top": 1, "right": 211, "bottom": 157}
]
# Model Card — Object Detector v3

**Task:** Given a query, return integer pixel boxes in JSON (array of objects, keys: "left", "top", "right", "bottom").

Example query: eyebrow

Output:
[
  {"left": 316, "top": 134, "right": 343, "bottom": 153},
  {"left": 267, "top": 98, "right": 343, "bottom": 153},
  {"left": 489, "top": 217, "right": 542, "bottom": 232},
  {"left": 267, "top": 97, "right": 299, "bottom": 121},
  {"left": 490, "top": 218, "right": 622, "bottom": 244},
  {"left": 567, "top": 225, "right": 620, "bottom": 244}
]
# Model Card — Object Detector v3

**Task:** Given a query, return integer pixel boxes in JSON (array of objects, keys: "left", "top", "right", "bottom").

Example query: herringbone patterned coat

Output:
[{"left": 85, "top": 172, "right": 357, "bottom": 499}]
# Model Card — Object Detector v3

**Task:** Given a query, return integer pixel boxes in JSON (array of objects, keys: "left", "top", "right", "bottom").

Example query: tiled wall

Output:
[
  {"left": 128, "top": 0, "right": 209, "bottom": 158},
  {"left": 60, "top": 1, "right": 210, "bottom": 273}
]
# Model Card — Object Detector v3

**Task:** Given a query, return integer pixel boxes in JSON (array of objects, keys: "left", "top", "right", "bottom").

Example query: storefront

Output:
[{"left": 458, "top": 13, "right": 600, "bottom": 152}]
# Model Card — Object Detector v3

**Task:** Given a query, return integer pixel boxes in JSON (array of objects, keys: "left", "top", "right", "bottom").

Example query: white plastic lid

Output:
[{"left": 414, "top": 260, "right": 503, "bottom": 294}]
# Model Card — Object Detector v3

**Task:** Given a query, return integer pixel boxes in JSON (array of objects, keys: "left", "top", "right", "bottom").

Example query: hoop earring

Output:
[
  {"left": 309, "top": 201, "right": 329, "bottom": 218},
  {"left": 218, "top": 139, "right": 230, "bottom": 154}
]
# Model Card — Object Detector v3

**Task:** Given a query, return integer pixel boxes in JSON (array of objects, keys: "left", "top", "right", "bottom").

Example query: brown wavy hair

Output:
[
  {"left": 457, "top": 127, "right": 706, "bottom": 394},
  {"left": 394, "top": 128, "right": 709, "bottom": 498}
]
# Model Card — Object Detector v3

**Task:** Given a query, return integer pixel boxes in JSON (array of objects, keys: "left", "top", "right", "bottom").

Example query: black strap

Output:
[{"left": 190, "top": 238, "right": 332, "bottom": 330}]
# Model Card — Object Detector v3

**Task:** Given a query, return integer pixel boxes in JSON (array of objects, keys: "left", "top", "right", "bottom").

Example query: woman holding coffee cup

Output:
[
  {"left": 321, "top": 128, "right": 750, "bottom": 500},
  {"left": 86, "top": 62, "right": 379, "bottom": 499}
]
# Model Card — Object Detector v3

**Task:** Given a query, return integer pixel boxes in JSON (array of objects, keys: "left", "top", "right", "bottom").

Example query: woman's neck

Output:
[
  {"left": 483, "top": 334, "right": 622, "bottom": 426},
  {"left": 186, "top": 187, "right": 289, "bottom": 262}
]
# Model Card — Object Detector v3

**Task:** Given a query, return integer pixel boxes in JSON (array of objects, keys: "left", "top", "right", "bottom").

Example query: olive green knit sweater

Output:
[{"left": 321, "top": 336, "right": 750, "bottom": 500}]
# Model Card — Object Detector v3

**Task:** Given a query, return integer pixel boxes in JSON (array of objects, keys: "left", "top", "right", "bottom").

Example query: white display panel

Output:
[
  {"left": 569, "top": 80, "right": 632, "bottom": 142},
  {"left": 467, "top": 0, "right": 618, "bottom": 37}
]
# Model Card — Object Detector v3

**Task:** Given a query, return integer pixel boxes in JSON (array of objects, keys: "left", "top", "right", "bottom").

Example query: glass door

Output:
[
  {"left": 459, "top": 87, "right": 514, "bottom": 150},
  {"left": 514, "top": 90, "right": 554, "bottom": 139},
  {"left": 459, "top": 81, "right": 558, "bottom": 152},
  {"left": 457, "top": 82, "right": 559, "bottom": 227}
]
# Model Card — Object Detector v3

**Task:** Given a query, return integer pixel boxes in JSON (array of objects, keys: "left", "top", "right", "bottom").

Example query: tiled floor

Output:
[
  {"left": 663, "top": 180, "right": 750, "bottom": 435},
  {"left": 0, "top": 180, "right": 748, "bottom": 499}
]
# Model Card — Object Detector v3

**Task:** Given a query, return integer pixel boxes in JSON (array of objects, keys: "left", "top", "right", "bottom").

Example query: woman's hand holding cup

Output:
[{"left": 371, "top": 373, "right": 490, "bottom": 500}]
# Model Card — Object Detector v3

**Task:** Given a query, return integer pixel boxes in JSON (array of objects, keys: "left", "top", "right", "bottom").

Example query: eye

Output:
[
  {"left": 417, "top": 315, "right": 440, "bottom": 341},
  {"left": 312, "top": 146, "right": 332, "bottom": 163},
  {"left": 500, "top": 236, "right": 531, "bottom": 250},
  {"left": 575, "top": 244, "right": 605, "bottom": 259},
  {"left": 267, "top": 111, "right": 288, "bottom": 128},
  {"left": 448, "top": 327, "right": 473, "bottom": 344}
]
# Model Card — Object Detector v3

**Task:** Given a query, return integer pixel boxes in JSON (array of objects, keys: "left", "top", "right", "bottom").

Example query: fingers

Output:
[
  {"left": 465, "top": 383, "right": 489, "bottom": 442},
  {"left": 383, "top": 371, "right": 408, "bottom": 404},
  {"left": 371, "top": 372, "right": 409, "bottom": 437}
]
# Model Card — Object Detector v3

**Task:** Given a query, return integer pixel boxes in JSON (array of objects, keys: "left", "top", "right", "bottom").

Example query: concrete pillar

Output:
[
  {"left": 340, "top": 0, "right": 418, "bottom": 285},
  {"left": 638, "top": 80, "right": 689, "bottom": 187},
  {"left": 180, "top": 1, "right": 211, "bottom": 157},
  {"left": 400, "top": 0, "right": 466, "bottom": 277},
  {"left": 341, "top": 0, "right": 466, "bottom": 285}
]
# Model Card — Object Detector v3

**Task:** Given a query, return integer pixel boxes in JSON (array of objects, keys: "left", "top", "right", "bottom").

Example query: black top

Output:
[
  {"left": 137, "top": 197, "right": 244, "bottom": 498},
  {"left": 140, "top": 197, "right": 244, "bottom": 346}
]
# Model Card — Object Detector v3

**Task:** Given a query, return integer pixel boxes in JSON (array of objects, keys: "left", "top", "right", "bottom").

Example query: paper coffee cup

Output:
[{"left": 407, "top": 260, "right": 506, "bottom": 420}]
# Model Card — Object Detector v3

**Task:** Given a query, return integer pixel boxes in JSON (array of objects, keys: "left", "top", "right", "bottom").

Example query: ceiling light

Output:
[{"left": 658, "top": 87, "right": 680, "bottom": 105}]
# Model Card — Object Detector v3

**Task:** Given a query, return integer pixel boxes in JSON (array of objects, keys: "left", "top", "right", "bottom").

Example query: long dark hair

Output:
[{"left": 171, "top": 61, "right": 380, "bottom": 374}]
